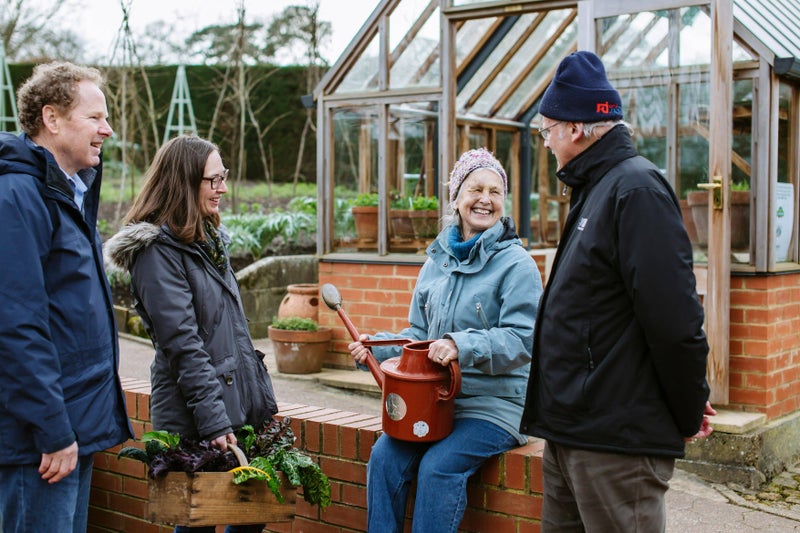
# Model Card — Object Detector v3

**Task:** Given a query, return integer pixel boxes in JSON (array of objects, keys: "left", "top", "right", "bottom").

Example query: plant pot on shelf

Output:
[
  {"left": 687, "top": 190, "right": 709, "bottom": 247},
  {"left": 730, "top": 190, "right": 751, "bottom": 251},
  {"left": 409, "top": 210, "right": 439, "bottom": 239},
  {"left": 390, "top": 209, "right": 415, "bottom": 239},
  {"left": 679, "top": 198, "right": 699, "bottom": 244},
  {"left": 530, "top": 218, "right": 560, "bottom": 243},
  {"left": 687, "top": 189, "right": 750, "bottom": 251},
  {"left": 268, "top": 325, "right": 332, "bottom": 374},
  {"left": 351, "top": 206, "right": 378, "bottom": 241}
]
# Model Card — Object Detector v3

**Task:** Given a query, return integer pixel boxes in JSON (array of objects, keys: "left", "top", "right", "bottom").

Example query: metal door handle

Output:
[{"left": 697, "top": 176, "right": 723, "bottom": 209}]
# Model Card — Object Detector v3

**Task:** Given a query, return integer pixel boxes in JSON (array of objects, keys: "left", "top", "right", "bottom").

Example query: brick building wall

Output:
[
  {"left": 729, "top": 272, "right": 800, "bottom": 419},
  {"left": 88, "top": 383, "right": 545, "bottom": 532},
  {"left": 319, "top": 260, "right": 800, "bottom": 421}
]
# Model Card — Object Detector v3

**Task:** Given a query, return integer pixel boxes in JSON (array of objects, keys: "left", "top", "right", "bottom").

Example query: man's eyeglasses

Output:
[
  {"left": 202, "top": 168, "right": 229, "bottom": 189},
  {"left": 538, "top": 122, "right": 562, "bottom": 141}
]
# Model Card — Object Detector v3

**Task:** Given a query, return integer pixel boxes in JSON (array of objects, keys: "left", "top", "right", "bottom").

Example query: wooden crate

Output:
[{"left": 148, "top": 471, "right": 296, "bottom": 526}]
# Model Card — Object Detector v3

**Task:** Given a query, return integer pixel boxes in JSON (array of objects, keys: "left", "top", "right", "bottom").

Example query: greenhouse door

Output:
[{"left": 586, "top": 0, "right": 733, "bottom": 404}]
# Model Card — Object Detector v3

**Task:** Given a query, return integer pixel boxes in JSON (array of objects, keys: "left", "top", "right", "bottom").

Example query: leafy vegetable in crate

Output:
[{"left": 119, "top": 417, "right": 331, "bottom": 509}]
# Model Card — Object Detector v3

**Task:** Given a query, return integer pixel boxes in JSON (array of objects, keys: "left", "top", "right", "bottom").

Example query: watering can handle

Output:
[{"left": 438, "top": 362, "right": 461, "bottom": 402}]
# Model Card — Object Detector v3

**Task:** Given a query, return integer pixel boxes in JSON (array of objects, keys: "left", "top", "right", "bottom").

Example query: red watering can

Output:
[{"left": 321, "top": 283, "right": 461, "bottom": 442}]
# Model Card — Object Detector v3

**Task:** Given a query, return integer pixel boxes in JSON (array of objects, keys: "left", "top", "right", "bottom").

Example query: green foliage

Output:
[
  {"left": 732, "top": 180, "right": 750, "bottom": 191},
  {"left": 352, "top": 193, "right": 379, "bottom": 207},
  {"left": 117, "top": 421, "right": 331, "bottom": 510},
  {"left": 144, "top": 430, "right": 182, "bottom": 449},
  {"left": 271, "top": 316, "right": 319, "bottom": 331},
  {"left": 117, "top": 430, "right": 180, "bottom": 464},
  {"left": 411, "top": 195, "right": 439, "bottom": 211},
  {"left": 334, "top": 198, "right": 356, "bottom": 237},
  {"left": 223, "top": 198, "right": 316, "bottom": 260},
  {"left": 390, "top": 192, "right": 412, "bottom": 210}
]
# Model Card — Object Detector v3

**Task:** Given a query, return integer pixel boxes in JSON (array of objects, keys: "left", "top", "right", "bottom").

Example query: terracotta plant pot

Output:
[
  {"left": 351, "top": 206, "right": 378, "bottom": 241},
  {"left": 687, "top": 190, "right": 709, "bottom": 247},
  {"left": 730, "top": 190, "right": 751, "bottom": 252},
  {"left": 679, "top": 198, "right": 699, "bottom": 244},
  {"left": 687, "top": 189, "right": 750, "bottom": 251},
  {"left": 268, "top": 326, "right": 332, "bottom": 374},
  {"left": 277, "top": 283, "right": 320, "bottom": 323},
  {"left": 390, "top": 209, "right": 415, "bottom": 239},
  {"left": 409, "top": 210, "right": 438, "bottom": 239}
]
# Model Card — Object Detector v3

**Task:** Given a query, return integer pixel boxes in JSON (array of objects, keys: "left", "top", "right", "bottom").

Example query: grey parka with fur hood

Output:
[{"left": 105, "top": 222, "right": 277, "bottom": 441}]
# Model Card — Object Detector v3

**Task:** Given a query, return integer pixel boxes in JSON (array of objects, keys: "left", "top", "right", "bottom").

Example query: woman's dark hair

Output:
[{"left": 124, "top": 135, "right": 220, "bottom": 243}]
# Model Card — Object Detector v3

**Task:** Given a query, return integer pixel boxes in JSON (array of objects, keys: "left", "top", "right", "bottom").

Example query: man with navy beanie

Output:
[{"left": 519, "top": 51, "right": 715, "bottom": 531}]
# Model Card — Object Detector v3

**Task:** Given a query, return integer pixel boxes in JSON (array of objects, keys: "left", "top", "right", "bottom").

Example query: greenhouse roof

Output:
[
  {"left": 317, "top": 0, "right": 800, "bottom": 124},
  {"left": 734, "top": 0, "right": 800, "bottom": 78}
]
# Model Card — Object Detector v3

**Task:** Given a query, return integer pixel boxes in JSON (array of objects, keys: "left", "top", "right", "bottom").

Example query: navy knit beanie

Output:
[{"left": 539, "top": 51, "right": 623, "bottom": 123}]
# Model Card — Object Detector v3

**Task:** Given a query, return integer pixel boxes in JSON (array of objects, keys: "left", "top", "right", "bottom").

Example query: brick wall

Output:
[
  {"left": 88, "top": 384, "right": 544, "bottom": 532},
  {"left": 319, "top": 260, "right": 800, "bottom": 421},
  {"left": 729, "top": 272, "right": 800, "bottom": 418}
]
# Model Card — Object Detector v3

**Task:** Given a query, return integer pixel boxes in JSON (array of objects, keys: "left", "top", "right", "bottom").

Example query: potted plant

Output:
[
  {"left": 687, "top": 181, "right": 750, "bottom": 250},
  {"left": 409, "top": 195, "right": 439, "bottom": 239},
  {"left": 351, "top": 192, "right": 379, "bottom": 241},
  {"left": 389, "top": 193, "right": 415, "bottom": 240},
  {"left": 268, "top": 316, "right": 332, "bottom": 374}
]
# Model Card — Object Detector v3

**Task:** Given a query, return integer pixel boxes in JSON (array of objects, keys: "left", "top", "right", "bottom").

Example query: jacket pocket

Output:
[{"left": 215, "top": 356, "right": 246, "bottom": 429}]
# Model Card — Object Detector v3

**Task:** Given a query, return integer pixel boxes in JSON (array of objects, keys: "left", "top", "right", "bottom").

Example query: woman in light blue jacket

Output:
[{"left": 349, "top": 148, "right": 542, "bottom": 533}]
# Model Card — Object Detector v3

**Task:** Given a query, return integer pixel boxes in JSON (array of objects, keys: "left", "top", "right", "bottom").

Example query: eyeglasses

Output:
[
  {"left": 202, "top": 168, "right": 229, "bottom": 189},
  {"left": 538, "top": 122, "right": 562, "bottom": 141}
]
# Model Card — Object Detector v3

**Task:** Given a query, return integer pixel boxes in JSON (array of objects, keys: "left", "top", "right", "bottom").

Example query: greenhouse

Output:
[{"left": 313, "top": 0, "right": 800, "bottom": 458}]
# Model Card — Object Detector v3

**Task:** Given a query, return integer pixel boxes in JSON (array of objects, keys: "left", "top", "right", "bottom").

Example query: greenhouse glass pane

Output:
[
  {"left": 389, "top": 0, "right": 441, "bottom": 89},
  {"left": 495, "top": 12, "right": 577, "bottom": 118},
  {"left": 455, "top": 17, "right": 498, "bottom": 66},
  {"left": 599, "top": 8, "right": 712, "bottom": 70},
  {"left": 451, "top": 0, "right": 497, "bottom": 5},
  {"left": 459, "top": 12, "right": 542, "bottom": 115},
  {"left": 336, "top": 34, "right": 380, "bottom": 94},
  {"left": 332, "top": 106, "right": 379, "bottom": 251},
  {"left": 387, "top": 102, "right": 440, "bottom": 253}
]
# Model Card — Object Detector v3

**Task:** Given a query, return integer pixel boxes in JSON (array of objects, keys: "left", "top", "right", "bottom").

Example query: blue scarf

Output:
[{"left": 448, "top": 225, "right": 482, "bottom": 262}]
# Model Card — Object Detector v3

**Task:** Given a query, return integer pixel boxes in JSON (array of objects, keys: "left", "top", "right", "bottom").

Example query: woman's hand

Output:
[
  {"left": 210, "top": 432, "right": 237, "bottom": 451},
  {"left": 348, "top": 334, "right": 372, "bottom": 365},
  {"left": 428, "top": 338, "right": 458, "bottom": 366}
]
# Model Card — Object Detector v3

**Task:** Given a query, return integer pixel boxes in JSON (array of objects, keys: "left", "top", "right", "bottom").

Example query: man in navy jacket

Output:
[
  {"left": 519, "top": 51, "right": 714, "bottom": 531},
  {"left": 0, "top": 62, "right": 132, "bottom": 532}
]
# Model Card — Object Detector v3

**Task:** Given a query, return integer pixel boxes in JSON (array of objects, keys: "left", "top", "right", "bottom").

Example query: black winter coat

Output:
[
  {"left": 519, "top": 125, "right": 709, "bottom": 458},
  {"left": 105, "top": 222, "right": 278, "bottom": 441}
]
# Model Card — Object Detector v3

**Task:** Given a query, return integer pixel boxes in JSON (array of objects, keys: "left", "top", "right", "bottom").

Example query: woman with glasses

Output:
[{"left": 105, "top": 135, "right": 277, "bottom": 533}]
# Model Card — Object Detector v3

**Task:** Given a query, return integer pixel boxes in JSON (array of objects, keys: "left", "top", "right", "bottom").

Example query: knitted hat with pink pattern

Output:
[{"left": 447, "top": 148, "right": 507, "bottom": 206}]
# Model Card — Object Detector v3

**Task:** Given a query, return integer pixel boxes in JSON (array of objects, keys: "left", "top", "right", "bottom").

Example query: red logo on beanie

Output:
[{"left": 596, "top": 101, "right": 620, "bottom": 114}]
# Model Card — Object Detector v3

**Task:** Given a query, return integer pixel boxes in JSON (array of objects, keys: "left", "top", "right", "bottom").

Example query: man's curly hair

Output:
[{"left": 16, "top": 61, "right": 105, "bottom": 136}]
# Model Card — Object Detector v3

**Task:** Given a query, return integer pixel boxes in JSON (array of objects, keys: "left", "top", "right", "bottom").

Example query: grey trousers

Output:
[{"left": 541, "top": 440, "right": 674, "bottom": 533}]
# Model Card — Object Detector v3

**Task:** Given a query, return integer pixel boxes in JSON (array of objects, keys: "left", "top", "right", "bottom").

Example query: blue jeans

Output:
[
  {"left": 174, "top": 525, "right": 264, "bottom": 533},
  {"left": 367, "top": 418, "right": 518, "bottom": 533},
  {"left": 0, "top": 454, "right": 94, "bottom": 533}
]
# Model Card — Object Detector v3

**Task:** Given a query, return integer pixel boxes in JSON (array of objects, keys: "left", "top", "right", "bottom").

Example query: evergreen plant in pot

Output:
[{"left": 268, "top": 316, "right": 332, "bottom": 374}]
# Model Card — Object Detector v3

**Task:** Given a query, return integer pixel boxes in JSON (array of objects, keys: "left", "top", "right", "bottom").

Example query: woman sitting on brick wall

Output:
[{"left": 348, "top": 148, "right": 543, "bottom": 532}]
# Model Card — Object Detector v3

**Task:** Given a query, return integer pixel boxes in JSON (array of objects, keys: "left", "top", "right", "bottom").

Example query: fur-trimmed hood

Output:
[
  {"left": 104, "top": 221, "right": 162, "bottom": 272},
  {"left": 104, "top": 221, "right": 231, "bottom": 273}
]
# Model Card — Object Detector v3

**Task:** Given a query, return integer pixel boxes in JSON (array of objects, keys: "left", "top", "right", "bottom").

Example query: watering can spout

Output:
[{"left": 321, "top": 283, "right": 386, "bottom": 388}]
